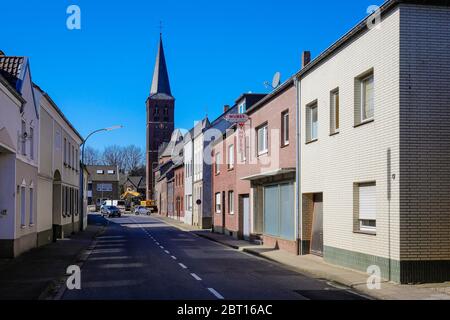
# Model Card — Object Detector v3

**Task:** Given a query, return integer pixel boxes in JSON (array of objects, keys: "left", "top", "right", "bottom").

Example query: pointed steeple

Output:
[{"left": 150, "top": 34, "right": 172, "bottom": 98}]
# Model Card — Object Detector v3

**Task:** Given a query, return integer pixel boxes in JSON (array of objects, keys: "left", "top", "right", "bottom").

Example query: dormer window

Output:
[
  {"left": 97, "top": 170, "right": 104, "bottom": 174},
  {"left": 238, "top": 101, "right": 246, "bottom": 114},
  {"left": 107, "top": 170, "right": 115, "bottom": 174}
]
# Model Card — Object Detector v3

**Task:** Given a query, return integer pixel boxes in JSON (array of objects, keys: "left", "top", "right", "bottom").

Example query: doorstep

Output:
[{"left": 242, "top": 247, "right": 450, "bottom": 301}]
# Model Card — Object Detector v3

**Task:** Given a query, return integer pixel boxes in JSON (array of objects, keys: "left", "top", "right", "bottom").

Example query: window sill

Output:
[
  {"left": 281, "top": 142, "right": 290, "bottom": 148},
  {"left": 227, "top": 167, "right": 235, "bottom": 172},
  {"left": 329, "top": 131, "right": 340, "bottom": 137},
  {"left": 354, "top": 119, "right": 374, "bottom": 128},
  {"left": 353, "top": 230, "right": 377, "bottom": 236},
  {"left": 21, "top": 225, "right": 27, "bottom": 229},
  {"left": 29, "top": 224, "right": 35, "bottom": 227},
  {"left": 257, "top": 151, "right": 268, "bottom": 157},
  {"left": 305, "top": 139, "right": 318, "bottom": 145}
]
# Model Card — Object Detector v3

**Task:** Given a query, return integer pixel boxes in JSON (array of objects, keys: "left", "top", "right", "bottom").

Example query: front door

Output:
[
  {"left": 310, "top": 193, "right": 324, "bottom": 256},
  {"left": 242, "top": 195, "right": 250, "bottom": 240}
]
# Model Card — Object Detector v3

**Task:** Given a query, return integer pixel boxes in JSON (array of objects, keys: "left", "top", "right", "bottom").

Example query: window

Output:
[
  {"left": 215, "top": 193, "right": 222, "bottom": 214},
  {"left": 29, "top": 127, "right": 34, "bottom": 160},
  {"left": 186, "top": 195, "right": 193, "bottom": 211},
  {"left": 281, "top": 111, "right": 289, "bottom": 146},
  {"left": 68, "top": 142, "right": 71, "bottom": 166},
  {"left": 72, "top": 145, "right": 75, "bottom": 168},
  {"left": 330, "top": 89, "right": 340, "bottom": 134},
  {"left": 215, "top": 152, "right": 221, "bottom": 174},
  {"left": 357, "top": 182, "right": 377, "bottom": 232},
  {"left": 64, "top": 138, "right": 67, "bottom": 163},
  {"left": 75, "top": 149, "right": 78, "bottom": 170},
  {"left": 306, "top": 102, "right": 318, "bottom": 142},
  {"left": 29, "top": 187, "right": 34, "bottom": 225},
  {"left": 228, "top": 191, "right": 234, "bottom": 214},
  {"left": 107, "top": 170, "right": 115, "bottom": 174},
  {"left": 228, "top": 145, "right": 234, "bottom": 169},
  {"left": 20, "top": 186, "right": 26, "bottom": 227},
  {"left": 96, "top": 170, "right": 104, "bottom": 174},
  {"left": 257, "top": 124, "right": 268, "bottom": 155},
  {"left": 21, "top": 120, "right": 26, "bottom": 155},
  {"left": 355, "top": 71, "right": 375, "bottom": 125},
  {"left": 361, "top": 74, "right": 374, "bottom": 122},
  {"left": 238, "top": 102, "right": 246, "bottom": 114}
]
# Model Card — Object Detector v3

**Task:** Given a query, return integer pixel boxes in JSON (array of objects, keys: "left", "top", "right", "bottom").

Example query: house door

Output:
[
  {"left": 241, "top": 195, "right": 250, "bottom": 240},
  {"left": 310, "top": 193, "right": 324, "bottom": 256}
]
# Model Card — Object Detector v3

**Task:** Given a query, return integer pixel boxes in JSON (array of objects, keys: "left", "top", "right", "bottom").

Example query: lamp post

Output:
[{"left": 79, "top": 125, "right": 123, "bottom": 231}]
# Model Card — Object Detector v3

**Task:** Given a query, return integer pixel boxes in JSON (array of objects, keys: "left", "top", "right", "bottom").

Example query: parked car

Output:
[
  {"left": 134, "top": 206, "right": 150, "bottom": 216},
  {"left": 101, "top": 205, "right": 122, "bottom": 218}
]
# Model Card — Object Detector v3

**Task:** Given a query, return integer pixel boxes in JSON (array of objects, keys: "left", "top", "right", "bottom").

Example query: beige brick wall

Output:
[{"left": 300, "top": 8, "right": 401, "bottom": 260}]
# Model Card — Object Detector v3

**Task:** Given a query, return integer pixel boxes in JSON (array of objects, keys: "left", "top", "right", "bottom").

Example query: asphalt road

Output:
[{"left": 63, "top": 214, "right": 367, "bottom": 300}]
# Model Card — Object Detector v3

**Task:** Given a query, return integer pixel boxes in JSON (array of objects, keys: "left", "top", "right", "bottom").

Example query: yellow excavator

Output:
[{"left": 121, "top": 188, "right": 158, "bottom": 213}]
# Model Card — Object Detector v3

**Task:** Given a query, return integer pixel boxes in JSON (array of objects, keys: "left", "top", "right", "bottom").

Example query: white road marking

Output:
[
  {"left": 171, "top": 256, "right": 177, "bottom": 260},
  {"left": 160, "top": 246, "right": 164, "bottom": 249},
  {"left": 179, "top": 263, "right": 187, "bottom": 269},
  {"left": 190, "top": 273, "right": 202, "bottom": 281},
  {"left": 164, "top": 250, "right": 170, "bottom": 254},
  {"left": 208, "top": 288, "right": 225, "bottom": 300}
]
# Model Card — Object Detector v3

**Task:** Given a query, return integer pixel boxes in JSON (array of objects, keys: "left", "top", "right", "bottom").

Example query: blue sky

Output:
[{"left": 1, "top": 0, "right": 384, "bottom": 151}]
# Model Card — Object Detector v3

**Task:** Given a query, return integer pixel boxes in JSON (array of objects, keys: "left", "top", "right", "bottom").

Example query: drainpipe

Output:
[{"left": 295, "top": 76, "right": 303, "bottom": 255}]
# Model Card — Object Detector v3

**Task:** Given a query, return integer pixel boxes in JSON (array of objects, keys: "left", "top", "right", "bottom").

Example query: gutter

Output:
[{"left": 295, "top": 77, "right": 303, "bottom": 255}]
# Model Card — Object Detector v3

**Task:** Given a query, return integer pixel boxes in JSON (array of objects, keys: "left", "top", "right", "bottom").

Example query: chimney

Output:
[
  {"left": 0, "top": 50, "right": 5, "bottom": 57},
  {"left": 302, "top": 51, "right": 311, "bottom": 68},
  {"left": 223, "top": 105, "right": 230, "bottom": 113}
]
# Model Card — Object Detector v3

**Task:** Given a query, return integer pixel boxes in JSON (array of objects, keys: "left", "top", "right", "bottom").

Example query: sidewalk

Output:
[
  {"left": 157, "top": 215, "right": 450, "bottom": 300},
  {"left": 0, "top": 216, "right": 106, "bottom": 300}
]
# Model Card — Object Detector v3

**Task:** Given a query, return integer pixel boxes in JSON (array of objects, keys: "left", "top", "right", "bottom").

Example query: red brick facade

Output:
[
  {"left": 173, "top": 165, "right": 184, "bottom": 221},
  {"left": 212, "top": 132, "right": 239, "bottom": 238}
]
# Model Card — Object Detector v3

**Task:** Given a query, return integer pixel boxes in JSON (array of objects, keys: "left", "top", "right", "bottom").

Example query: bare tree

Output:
[
  {"left": 123, "top": 145, "right": 144, "bottom": 173},
  {"left": 102, "top": 145, "right": 126, "bottom": 172},
  {"left": 83, "top": 146, "right": 101, "bottom": 165}
]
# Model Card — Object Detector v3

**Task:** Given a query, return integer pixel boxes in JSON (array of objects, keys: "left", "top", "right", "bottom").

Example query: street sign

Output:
[{"left": 224, "top": 113, "right": 249, "bottom": 124}]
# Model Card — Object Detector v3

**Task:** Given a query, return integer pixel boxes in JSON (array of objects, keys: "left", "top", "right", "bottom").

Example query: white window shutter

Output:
[{"left": 359, "top": 184, "right": 376, "bottom": 220}]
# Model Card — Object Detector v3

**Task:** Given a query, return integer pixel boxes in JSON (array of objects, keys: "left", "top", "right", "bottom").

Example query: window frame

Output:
[
  {"left": 21, "top": 120, "right": 27, "bottom": 156},
  {"left": 215, "top": 193, "right": 222, "bottom": 214},
  {"left": 306, "top": 101, "right": 319, "bottom": 143},
  {"left": 256, "top": 124, "right": 268, "bottom": 156},
  {"left": 360, "top": 73, "right": 374, "bottom": 123},
  {"left": 228, "top": 191, "right": 234, "bottom": 215},
  {"left": 330, "top": 88, "right": 340, "bottom": 135},
  {"left": 228, "top": 144, "right": 234, "bottom": 170},
  {"left": 215, "top": 152, "right": 221, "bottom": 175},
  {"left": 281, "top": 110, "right": 289, "bottom": 146},
  {"left": 356, "top": 182, "right": 377, "bottom": 234}
]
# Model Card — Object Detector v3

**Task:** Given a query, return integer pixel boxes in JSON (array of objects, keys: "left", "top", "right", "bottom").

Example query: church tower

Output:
[{"left": 146, "top": 34, "right": 175, "bottom": 199}]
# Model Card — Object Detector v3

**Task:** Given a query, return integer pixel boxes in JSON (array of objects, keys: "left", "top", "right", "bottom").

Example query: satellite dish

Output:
[{"left": 272, "top": 72, "right": 281, "bottom": 89}]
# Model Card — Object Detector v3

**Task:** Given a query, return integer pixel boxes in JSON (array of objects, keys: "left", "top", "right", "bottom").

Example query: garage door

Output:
[{"left": 263, "top": 183, "right": 295, "bottom": 240}]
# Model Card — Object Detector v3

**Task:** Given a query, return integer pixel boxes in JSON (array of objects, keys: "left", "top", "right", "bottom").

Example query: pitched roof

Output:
[
  {"left": 149, "top": 35, "right": 173, "bottom": 99},
  {"left": 159, "top": 129, "right": 183, "bottom": 158},
  {"left": 0, "top": 56, "right": 25, "bottom": 89}
]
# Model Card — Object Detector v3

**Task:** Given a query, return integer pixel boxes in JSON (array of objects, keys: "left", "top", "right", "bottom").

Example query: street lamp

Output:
[{"left": 79, "top": 125, "right": 123, "bottom": 231}]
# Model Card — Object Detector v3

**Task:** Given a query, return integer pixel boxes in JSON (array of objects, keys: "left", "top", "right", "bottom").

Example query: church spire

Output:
[{"left": 150, "top": 34, "right": 172, "bottom": 97}]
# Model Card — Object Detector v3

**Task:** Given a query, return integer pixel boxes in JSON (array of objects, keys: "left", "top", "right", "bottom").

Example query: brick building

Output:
[
  {"left": 297, "top": 0, "right": 450, "bottom": 283},
  {"left": 86, "top": 165, "right": 120, "bottom": 208},
  {"left": 146, "top": 35, "right": 175, "bottom": 200}
]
